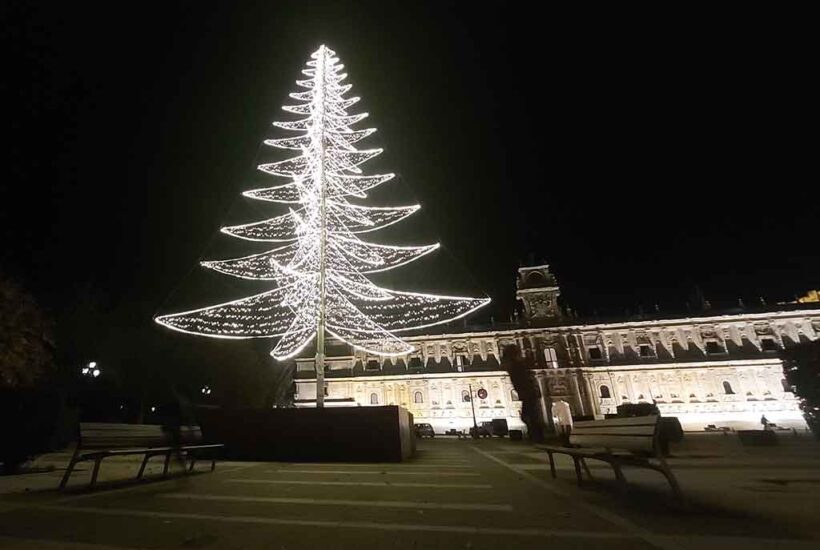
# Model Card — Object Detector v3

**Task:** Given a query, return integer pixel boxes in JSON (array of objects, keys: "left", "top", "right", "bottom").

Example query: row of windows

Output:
[
  {"left": 368, "top": 391, "right": 426, "bottom": 405},
  {"left": 359, "top": 336, "right": 784, "bottom": 372},
  {"left": 588, "top": 338, "right": 780, "bottom": 360},
  {"left": 597, "top": 379, "right": 788, "bottom": 399},
  {"left": 367, "top": 389, "right": 521, "bottom": 405}
]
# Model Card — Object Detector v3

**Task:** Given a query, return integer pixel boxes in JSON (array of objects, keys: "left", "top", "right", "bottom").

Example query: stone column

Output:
[
  {"left": 569, "top": 370, "right": 586, "bottom": 416},
  {"left": 583, "top": 374, "right": 601, "bottom": 417}
]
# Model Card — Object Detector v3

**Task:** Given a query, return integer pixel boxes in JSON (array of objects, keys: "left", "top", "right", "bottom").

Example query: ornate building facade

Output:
[{"left": 293, "top": 266, "right": 819, "bottom": 432}]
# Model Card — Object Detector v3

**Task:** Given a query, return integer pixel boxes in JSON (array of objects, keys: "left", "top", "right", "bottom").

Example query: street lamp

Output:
[
  {"left": 201, "top": 385, "right": 212, "bottom": 396},
  {"left": 81, "top": 361, "right": 101, "bottom": 378}
]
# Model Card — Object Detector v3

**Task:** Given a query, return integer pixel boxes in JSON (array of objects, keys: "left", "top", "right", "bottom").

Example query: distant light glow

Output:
[{"left": 155, "top": 45, "right": 489, "bottom": 359}]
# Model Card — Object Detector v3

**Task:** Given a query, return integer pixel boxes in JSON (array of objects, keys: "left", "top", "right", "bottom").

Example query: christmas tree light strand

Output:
[{"left": 156, "top": 45, "right": 490, "bottom": 359}]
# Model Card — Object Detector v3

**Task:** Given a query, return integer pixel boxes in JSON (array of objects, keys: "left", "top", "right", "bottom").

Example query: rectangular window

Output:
[
  {"left": 760, "top": 338, "right": 778, "bottom": 352},
  {"left": 639, "top": 344, "right": 654, "bottom": 358},
  {"left": 455, "top": 354, "right": 470, "bottom": 371},
  {"left": 588, "top": 347, "right": 603, "bottom": 360},
  {"left": 705, "top": 341, "right": 724, "bottom": 354},
  {"left": 544, "top": 347, "right": 559, "bottom": 368}
]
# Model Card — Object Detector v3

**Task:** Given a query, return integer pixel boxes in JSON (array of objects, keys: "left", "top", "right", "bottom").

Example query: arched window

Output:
[
  {"left": 461, "top": 390, "right": 470, "bottom": 402},
  {"left": 414, "top": 391, "right": 423, "bottom": 404},
  {"left": 370, "top": 392, "right": 379, "bottom": 405},
  {"left": 525, "top": 272, "right": 547, "bottom": 287},
  {"left": 599, "top": 385, "right": 611, "bottom": 399},
  {"left": 722, "top": 381, "right": 734, "bottom": 395},
  {"left": 511, "top": 389, "right": 520, "bottom": 401}
]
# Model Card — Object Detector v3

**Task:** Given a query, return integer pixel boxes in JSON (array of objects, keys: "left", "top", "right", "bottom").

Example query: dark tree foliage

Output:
[
  {"left": 782, "top": 340, "right": 820, "bottom": 436},
  {"left": 0, "top": 274, "right": 55, "bottom": 388}
]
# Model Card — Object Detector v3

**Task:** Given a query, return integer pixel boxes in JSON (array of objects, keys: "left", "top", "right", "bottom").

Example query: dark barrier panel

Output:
[
  {"left": 737, "top": 429, "right": 778, "bottom": 446},
  {"left": 197, "top": 406, "right": 415, "bottom": 462}
]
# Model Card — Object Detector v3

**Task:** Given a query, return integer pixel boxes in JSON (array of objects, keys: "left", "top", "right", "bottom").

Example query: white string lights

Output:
[{"left": 156, "top": 45, "right": 490, "bottom": 371}]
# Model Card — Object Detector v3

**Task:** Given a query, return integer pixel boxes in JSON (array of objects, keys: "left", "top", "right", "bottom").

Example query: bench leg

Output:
[
  {"left": 137, "top": 453, "right": 152, "bottom": 479},
  {"left": 547, "top": 451, "right": 557, "bottom": 479},
  {"left": 580, "top": 458, "right": 594, "bottom": 481},
  {"left": 611, "top": 462, "right": 628, "bottom": 493},
  {"left": 572, "top": 457, "right": 584, "bottom": 486},
  {"left": 211, "top": 456, "right": 216, "bottom": 471},
  {"left": 89, "top": 457, "right": 103, "bottom": 489},
  {"left": 59, "top": 458, "right": 78, "bottom": 490},
  {"left": 163, "top": 452, "right": 172, "bottom": 477},
  {"left": 188, "top": 455, "right": 196, "bottom": 472},
  {"left": 658, "top": 462, "right": 684, "bottom": 501}
]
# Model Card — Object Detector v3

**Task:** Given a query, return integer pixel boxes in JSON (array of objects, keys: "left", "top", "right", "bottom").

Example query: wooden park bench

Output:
[
  {"left": 537, "top": 415, "right": 683, "bottom": 500},
  {"left": 59, "top": 423, "right": 223, "bottom": 490}
]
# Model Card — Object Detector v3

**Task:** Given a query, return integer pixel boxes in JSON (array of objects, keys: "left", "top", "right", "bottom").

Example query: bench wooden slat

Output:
[
  {"left": 80, "top": 423, "right": 169, "bottom": 449},
  {"left": 571, "top": 425, "right": 657, "bottom": 436},
  {"left": 570, "top": 416, "right": 658, "bottom": 452},
  {"left": 570, "top": 435, "right": 655, "bottom": 452},
  {"left": 574, "top": 416, "right": 660, "bottom": 428}
]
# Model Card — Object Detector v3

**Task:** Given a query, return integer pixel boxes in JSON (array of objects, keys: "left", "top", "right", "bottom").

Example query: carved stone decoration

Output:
[
  {"left": 583, "top": 334, "right": 600, "bottom": 345},
  {"left": 548, "top": 378, "right": 568, "bottom": 394},
  {"left": 528, "top": 295, "right": 552, "bottom": 318}
]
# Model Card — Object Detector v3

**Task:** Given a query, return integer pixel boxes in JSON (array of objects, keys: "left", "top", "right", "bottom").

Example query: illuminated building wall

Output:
[{"left": 293, "top": 266, "right": 819, "bottom": 431}]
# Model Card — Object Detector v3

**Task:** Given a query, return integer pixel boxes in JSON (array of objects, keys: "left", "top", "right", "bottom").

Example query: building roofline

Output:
[
  {"left": 293, "top": 359, "right": 784, "bottom": 381},
  {"left": 294, "top": 370, "right": 511, "bottom": 383},
  {"left": 399, "top": 307, "right": 820, "bottom": 342},
  {"left": 579, "top": 358, "right": 782, "bottom": 371}
]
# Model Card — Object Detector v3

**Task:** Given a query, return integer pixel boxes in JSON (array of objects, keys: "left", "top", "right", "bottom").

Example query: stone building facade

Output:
[{"left": 293, "top": 266, "right": 819, "bottom": 432}]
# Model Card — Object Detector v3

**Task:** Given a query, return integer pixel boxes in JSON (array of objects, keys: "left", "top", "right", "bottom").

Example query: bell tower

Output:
[{"left": 516, "top": 264, "right": 562, "bottom": 321}]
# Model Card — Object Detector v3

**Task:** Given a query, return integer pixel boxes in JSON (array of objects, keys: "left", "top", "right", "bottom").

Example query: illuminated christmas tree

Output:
[{"left": 156, "top": 45, "right": 489, "bottom": 406}]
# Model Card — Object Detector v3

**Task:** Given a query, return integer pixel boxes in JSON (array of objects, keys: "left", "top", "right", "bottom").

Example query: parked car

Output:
[
  {"left": 414, "top": 423, "right": 435, "bottom": 438},
  {"left": 469, "top": 423, "right": 492, "bottom": 438},
  {"left": 490, "top": 418, "right": 509, "bottom": 437},
  {"left": 704, "top": 424, "right": 732, "bottom": 432}
]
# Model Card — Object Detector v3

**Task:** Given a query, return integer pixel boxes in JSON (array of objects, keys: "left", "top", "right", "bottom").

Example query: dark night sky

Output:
[{"left": 2, "top": 2, "right": 817, "bottom": 360}]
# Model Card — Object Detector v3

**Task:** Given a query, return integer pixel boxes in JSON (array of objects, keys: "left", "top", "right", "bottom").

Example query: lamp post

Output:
[{"left": 468, "top": 384, "right": 479, "bottom": 438}]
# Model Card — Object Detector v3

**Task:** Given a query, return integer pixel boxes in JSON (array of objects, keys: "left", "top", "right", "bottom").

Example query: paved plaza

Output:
[{"left": 0, "top": 436, "right": 818, "bottom": 549}]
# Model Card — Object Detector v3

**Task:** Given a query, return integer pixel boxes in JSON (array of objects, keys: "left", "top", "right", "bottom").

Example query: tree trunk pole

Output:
[{"left": 314, "top": 45, "right": 328, "bottom": 408}]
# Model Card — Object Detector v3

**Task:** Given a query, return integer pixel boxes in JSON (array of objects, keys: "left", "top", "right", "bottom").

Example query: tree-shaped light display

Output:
[{"left": 156, "top": 45, "right": 490, "bottom": 406}]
